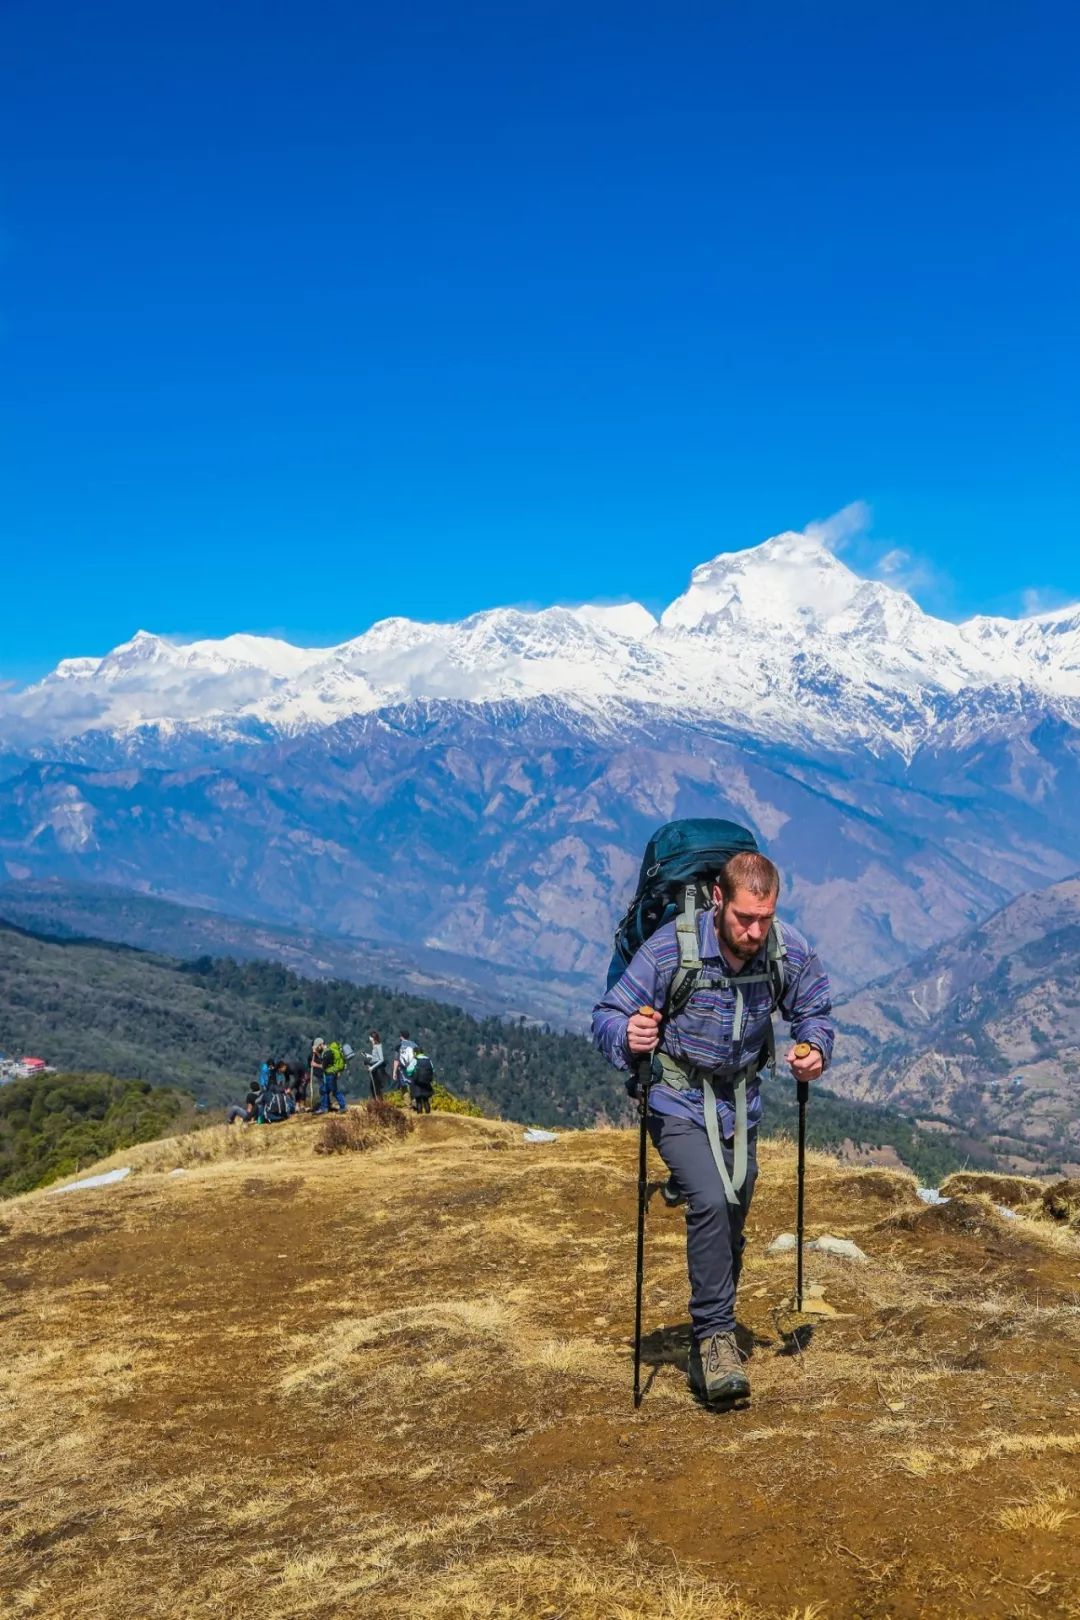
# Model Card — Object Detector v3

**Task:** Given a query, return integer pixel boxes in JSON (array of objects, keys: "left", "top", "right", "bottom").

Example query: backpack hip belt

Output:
[{"left": 653, "top": 1053, "right": 759, "bottom": 1208}]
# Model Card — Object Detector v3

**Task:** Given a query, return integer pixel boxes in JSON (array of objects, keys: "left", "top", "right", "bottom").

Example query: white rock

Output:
[
  {"left": 523, "top": 1128, "right": 558, "bottom": 1144},
  {"left": 49, "top": 1166, "right": 132, "bottom": 1195},
  {"left": 917, "top": 1187, "right": 950, "bottom": 1205},
  {"left": 767, "top": 1233, "right": 798, "bottom": 1253},
  {"left": 807, "top": 1234, "right": 868, "bottom": 1262}
]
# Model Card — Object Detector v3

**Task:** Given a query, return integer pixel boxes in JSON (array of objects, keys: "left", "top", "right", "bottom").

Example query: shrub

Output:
[
  {"left": 314, "top": 1099, "right": 413, "bottom": 1155},
  {"left": 430, "top": 1081, "right": 484, "bottom": 1117},
  {"left": 383, "top": 1081, "right": 484, "bottom": 1117}
]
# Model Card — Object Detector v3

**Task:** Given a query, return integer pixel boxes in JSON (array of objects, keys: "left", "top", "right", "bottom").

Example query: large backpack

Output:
[
  {"left": 323, "top": 1041, "right": 346, "bottom": 1077},
  {"left": 607, "top": 817, "right": 787, "bottom": 1207},
  {"left": 262, "top": 1082, "right": 291, "bottom": 1124}
]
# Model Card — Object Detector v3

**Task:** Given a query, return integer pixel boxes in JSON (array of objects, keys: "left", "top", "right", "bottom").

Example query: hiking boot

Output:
[
  {"left": 660, "top": 1175, "right": 685, "bottom": 1208},
  {"left": 688, "top": 1331, "right": 749, "bottom": 1405}
]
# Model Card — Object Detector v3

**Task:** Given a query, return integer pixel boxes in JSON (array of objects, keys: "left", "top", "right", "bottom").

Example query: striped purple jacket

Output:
[{"left": 592, "top": 908, "right": 835, "bottom": 1135}]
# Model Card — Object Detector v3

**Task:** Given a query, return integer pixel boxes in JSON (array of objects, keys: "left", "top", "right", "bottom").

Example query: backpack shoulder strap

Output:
[
  {"left": 766, "top": 920, "right": 788, "bottom": 1010},
  {"left": 665, "top": 885, "right": 703, "bottom": 1018}
]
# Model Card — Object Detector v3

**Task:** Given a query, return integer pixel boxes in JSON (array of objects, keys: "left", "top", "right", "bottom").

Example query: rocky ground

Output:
[{"left": 2, "top": 1110, "right": 1079, "bottom": 1619}]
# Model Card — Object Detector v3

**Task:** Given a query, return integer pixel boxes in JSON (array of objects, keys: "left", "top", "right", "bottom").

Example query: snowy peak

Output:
[{"left": 661, "top": 531, "right": 910, "bottom": 638}]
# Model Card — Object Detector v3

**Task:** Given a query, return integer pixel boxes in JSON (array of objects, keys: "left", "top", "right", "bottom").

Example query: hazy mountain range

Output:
[
  {"left": 1, "top": 526, "right": 1077, "bottom": 1016},
  {"left": 829, "top": 877, "right": 1080, "bottom": 1175}
]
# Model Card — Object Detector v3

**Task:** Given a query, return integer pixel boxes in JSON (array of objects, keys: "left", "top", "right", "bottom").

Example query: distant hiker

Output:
[
  {"left": 393, "top": 1030, "right": 416, "bottom": 1090},
  {"left": 262, "top": 1064, "right": 295, "bottom": 1124},
  {"left": 309, "top": 1038, "right": 327, "bottom": 1106},
  {"left": 409, "top": 1048, "right": 435, "bottom": 1114},
  {"left": 243, "top": 1076, "right": 264, "bottom": 1123},
  {"left": 365, "top": 1031, "right": 388, "bottom": 1100},
  {"left": 276, "top": 1060, "right": 297, "bottom": 1114},
  {"left": 593, "top": 848, "right": 834, "bottom": 1408},
  {"left": 314, "top": 1039, "right": 349, "bottom": 1114},
  {"left": 291, "top": 1062, "right": 311, "bottom": 1110}
]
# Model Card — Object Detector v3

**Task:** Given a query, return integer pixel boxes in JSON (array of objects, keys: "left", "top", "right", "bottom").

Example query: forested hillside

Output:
[
  {"left": 0, "top": 920, "right": 990, "bottom": 1181},
  {"left": 0, "top": 1072, "right": 186, "bottom": 1196}
]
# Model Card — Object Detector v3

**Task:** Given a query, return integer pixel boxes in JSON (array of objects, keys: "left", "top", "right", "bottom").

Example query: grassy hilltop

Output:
[{"left": 2, "top": 1110, "right": 1078, "bottom": 1618}]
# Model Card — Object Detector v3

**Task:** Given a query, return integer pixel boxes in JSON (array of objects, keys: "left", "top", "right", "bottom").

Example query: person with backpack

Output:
[
  {"left": 314, "top": 1039, "right": 350, "bottom": 1114},
  {"left": 261, "top": 1063, "right": 295, "bottom": 1125},
  {"left": 393, "top": 1030, "right": 416, "bottom": 1091},
  {"left": 593, "top": 837, "right": 834, "bottom": 1409},
  {"left": 364, "top": 1031, "right": 388, "bottom": 1100},
  {"left": 409, "top": 1048, "right": 435, "bottom": 1113}
]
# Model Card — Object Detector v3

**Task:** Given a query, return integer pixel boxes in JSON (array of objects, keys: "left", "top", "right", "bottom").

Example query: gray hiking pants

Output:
[{"left": 648, "top": 1112, "right": 758, "bottom": 1340}]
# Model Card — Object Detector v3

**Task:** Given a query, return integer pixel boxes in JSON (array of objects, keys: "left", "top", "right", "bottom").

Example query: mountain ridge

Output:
[
  {"left": 2, "top": 522, "right": 1078, "bottom": 1008},
  {"left": 828, "top": 874, "right": 1080, "bottom": 1174},
  {"left": 4, "top": 526, "right": 1078, "bottom": 758}
]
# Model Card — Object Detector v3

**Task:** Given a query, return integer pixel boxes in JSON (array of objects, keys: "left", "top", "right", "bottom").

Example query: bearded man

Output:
[{"left": 592, "top": 851, "right": 834, "bottom": 1406}]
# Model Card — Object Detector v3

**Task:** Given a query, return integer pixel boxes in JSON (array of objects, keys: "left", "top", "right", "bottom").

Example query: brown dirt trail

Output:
[{"left": 1, "top": 1114, "right": 1079, "bottom": 1619}]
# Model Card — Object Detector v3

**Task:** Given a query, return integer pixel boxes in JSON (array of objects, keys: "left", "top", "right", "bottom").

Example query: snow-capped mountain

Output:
[
  {"left": 1, "top": 523, "right": 1078, "bottom": 1020},
  {"left": 2, "top": 528, "right": 1078, "bottom": 757}
]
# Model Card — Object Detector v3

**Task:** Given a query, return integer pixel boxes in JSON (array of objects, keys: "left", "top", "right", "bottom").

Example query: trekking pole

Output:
[
  {"left": 632, "top": 1007, "right": 656, "bottom": 1410},
  {"left": 794, "top": 1044, "right": 811, "bottom": 1312}
]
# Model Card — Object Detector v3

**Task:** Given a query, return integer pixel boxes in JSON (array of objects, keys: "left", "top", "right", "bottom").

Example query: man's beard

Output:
[{"left": 717, "top": 909, "right": 761, "bottom": 961}]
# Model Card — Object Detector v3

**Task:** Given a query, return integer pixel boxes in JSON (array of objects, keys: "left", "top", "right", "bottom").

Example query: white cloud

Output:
[
  {"left": 1019, "top": 586, "right": 1077, "bottom": 619},
  {"left": 804, "top": 500, "right": 871, "bottom": 554},
  {"left": 871, "top": 545, "right": 939, "bottom": 595},
  {"left": 876, "top": 547, "right": 909, "bottom": 578}
]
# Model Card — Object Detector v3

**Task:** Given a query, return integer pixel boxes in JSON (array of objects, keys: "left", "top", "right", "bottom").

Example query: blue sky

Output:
[{"left": 2, "top": 0, "right": 1078, "bottom": 682}]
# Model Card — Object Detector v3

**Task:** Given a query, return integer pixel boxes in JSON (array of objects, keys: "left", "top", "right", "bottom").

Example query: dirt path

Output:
[{"left": 2, "top": 1115, "right": 1078, "bottom": 1618}]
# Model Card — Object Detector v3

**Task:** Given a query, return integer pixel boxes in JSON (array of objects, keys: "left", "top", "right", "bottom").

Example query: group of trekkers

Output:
[
  {"left": 227, "top": 1030, "right": 438, "bottom": 1125},
  {"left": 592, "top": 819, "right": 835, "bottom": 1412}
]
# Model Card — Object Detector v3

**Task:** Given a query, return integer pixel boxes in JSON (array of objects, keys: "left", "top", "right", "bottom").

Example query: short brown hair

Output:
[{"left": 716, "top": 851, "right": 780, "bottom": 904}]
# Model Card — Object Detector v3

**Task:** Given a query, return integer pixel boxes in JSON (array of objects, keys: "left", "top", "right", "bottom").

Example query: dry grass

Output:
[
  {"left": 997, "top": 1484, "right": 1076, "bottom": 1533},
  {"left": 313, "top": 1097, "right": 414, "bottom": 1153},
  {"left": 939, "top": 1170, "right": 1045, "bottom": 1208},
  {"left": 3, "top": 1117, "right": 1080, "bottom": 1619}
]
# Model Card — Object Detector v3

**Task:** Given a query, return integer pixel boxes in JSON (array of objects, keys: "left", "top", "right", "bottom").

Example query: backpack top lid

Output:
[
  {"left": 608, "top": 817, "right": 761, "bottom": 988},
  {"left": 635, "top": 818, "right": 759, "bottom": 891}
]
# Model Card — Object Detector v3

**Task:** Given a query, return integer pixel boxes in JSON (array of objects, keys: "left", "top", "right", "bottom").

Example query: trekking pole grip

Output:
[{"left": 633, "top": 1004, "right": 656, "bottom": 1100}]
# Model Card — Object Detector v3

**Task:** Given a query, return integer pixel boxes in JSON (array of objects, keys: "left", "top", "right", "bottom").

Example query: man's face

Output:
[{"left": 713, "top": 883, "right": 777, "bottom": 961}]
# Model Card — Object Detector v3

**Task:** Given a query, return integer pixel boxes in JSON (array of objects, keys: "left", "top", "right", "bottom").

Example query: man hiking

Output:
[
  {"left": 313, "top": 1039, "right": 350, "bottom": 1114},
  {"left": 592, "top": 850, "right": 834, "bottom": 1407}
]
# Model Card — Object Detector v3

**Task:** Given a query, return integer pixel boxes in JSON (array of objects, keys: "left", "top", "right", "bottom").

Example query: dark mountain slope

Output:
[{"left": 828, "top": 877, "right": 1080, "bottom": 1173}]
